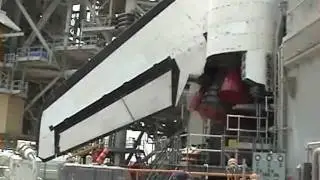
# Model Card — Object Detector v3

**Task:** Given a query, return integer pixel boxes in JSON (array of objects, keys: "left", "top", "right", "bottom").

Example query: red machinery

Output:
[
  {"left": 218, "top": 68, "right": 248, "bottom": 105},
  {"left": 189, "top": 68, "right": 249, "bottom": 122},
  {"left": 92, "top": 147, "right": 110, "bottom": 164}
]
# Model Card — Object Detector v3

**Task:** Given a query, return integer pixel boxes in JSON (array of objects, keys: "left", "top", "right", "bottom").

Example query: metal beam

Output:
[
  {"left": 24, "top": 73, "right": 62, "bottom": 112},
  {"left": 15, "top": 0, "right": 52, "bottom": 55},
  {"left": 100, "top": 0, "right": 110, "bottom": 9},
  {"left": 137, "top": 0, "right": 157, "bottom": 8},
  {"left": 23, "top": 0, "right": 61, "bottom": 47},
  {"left": 125, "top": 131, "right": 144, "bottom": 164},
  {"left": 136, "top": 4, "right": 146, "bottom": 15},
  {"left": 0, "top": 32, "right": 24, "bottom": 38},
  {"left": 9, "top": 2, "right": 22, "bottom": 51},
  {"left": 64, "top": 1, "right": 72, "bottom": 47}
]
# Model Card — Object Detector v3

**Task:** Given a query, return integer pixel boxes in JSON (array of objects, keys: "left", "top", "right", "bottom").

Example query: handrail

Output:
[
  {"left": 306, "top": 141, "right": 320, "bottom": 162},
  {"left": 312, "top": 147, "right": 320, "bottom": 180}
]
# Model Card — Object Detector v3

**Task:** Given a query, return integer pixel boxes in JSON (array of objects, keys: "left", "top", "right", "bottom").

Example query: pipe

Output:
[
  {"left": 306, "top": 141, "right": 320, "bottom": 162},
  {"left": 307, "top": 141, "right": 320, "bottom": 147},
  {"left": 312, "top": 147, "right": 320, "bottom": 180},
  {"left": 296, "top": 164, "right": 302, "bottom": 180},
  {"left": 274, "top": 0, "right": 286, "bottom": 151}
]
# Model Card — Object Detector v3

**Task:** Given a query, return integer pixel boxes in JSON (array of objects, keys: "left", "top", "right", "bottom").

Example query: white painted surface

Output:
[
  {"left": 174, "top": 41, "right": 207, "bottom": 105},
  {"left": 206, "top": 0, "right": 278, "bottom": 85},
  {"left": 243, "top": 49, "right": 269, "bottom": 85},
  {"left": 59, "top": 72, "right": 173, "bottom": 152},
  {"left": 59, "top": 100, "right": 133, "bottom": 152},
  {"left": 38, "top": 0, "right": 209, "bottom": 159},
  {"left": 122, "top": 72, "right": 172, "bottom": 121}
]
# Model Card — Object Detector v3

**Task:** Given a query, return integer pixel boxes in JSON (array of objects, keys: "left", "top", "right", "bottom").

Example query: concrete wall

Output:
[{"left": 285, "top": 57, "right": 320, "bottom": 176}]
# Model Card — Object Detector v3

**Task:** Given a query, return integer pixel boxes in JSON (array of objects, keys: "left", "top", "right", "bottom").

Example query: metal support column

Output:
[
  {"left": 79, "top": 0, "right": 87, "bottom": 42},
  {"left": 278, "top": 53, "right": 286, "bottom": 151},
  {"left": 15, "top": 0, "right": 52, "bottom": 57},
  {"left": 108, "top": 0, "right": 114, "bottom": 26},
  {"left": 80, "top": 0, "right": 87, "bottom": 20},
  {"left": 23, "top": 0, "right": 61, "bottom": 47},
  {"left": 64, "top": 1, "right": 72, "bottom": 47},
  {"left": 114, "top": 130, "right": 127, "bottom": 165}
]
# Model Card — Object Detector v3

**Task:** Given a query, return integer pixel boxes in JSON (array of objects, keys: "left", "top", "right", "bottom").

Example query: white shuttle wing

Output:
[{"left": 38, "top": 0, "right": 208, "bottom": 161}]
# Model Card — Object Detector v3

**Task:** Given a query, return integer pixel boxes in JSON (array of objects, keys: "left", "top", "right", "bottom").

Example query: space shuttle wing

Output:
[{"left": 38, "top": 0, "right": 208, "bottom": 161}]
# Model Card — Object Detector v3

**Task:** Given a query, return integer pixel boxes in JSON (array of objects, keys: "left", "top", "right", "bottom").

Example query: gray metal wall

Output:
[
  {"left": 59, "top": 164, "right": 132, "bottom": 180},
  {"left": 285, "top": 57, "right": 320, "bottom": 176},
  {"left": 38, "top": 161, "right": 63, "bottom": 180},
  {"left": 282, "top": 0, "right": 320, "bottom": 177}
]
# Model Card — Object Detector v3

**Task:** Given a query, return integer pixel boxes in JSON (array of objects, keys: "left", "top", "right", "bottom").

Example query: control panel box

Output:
[{"left": 252, "top": 152, "right": 286, "bottom": 180}]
